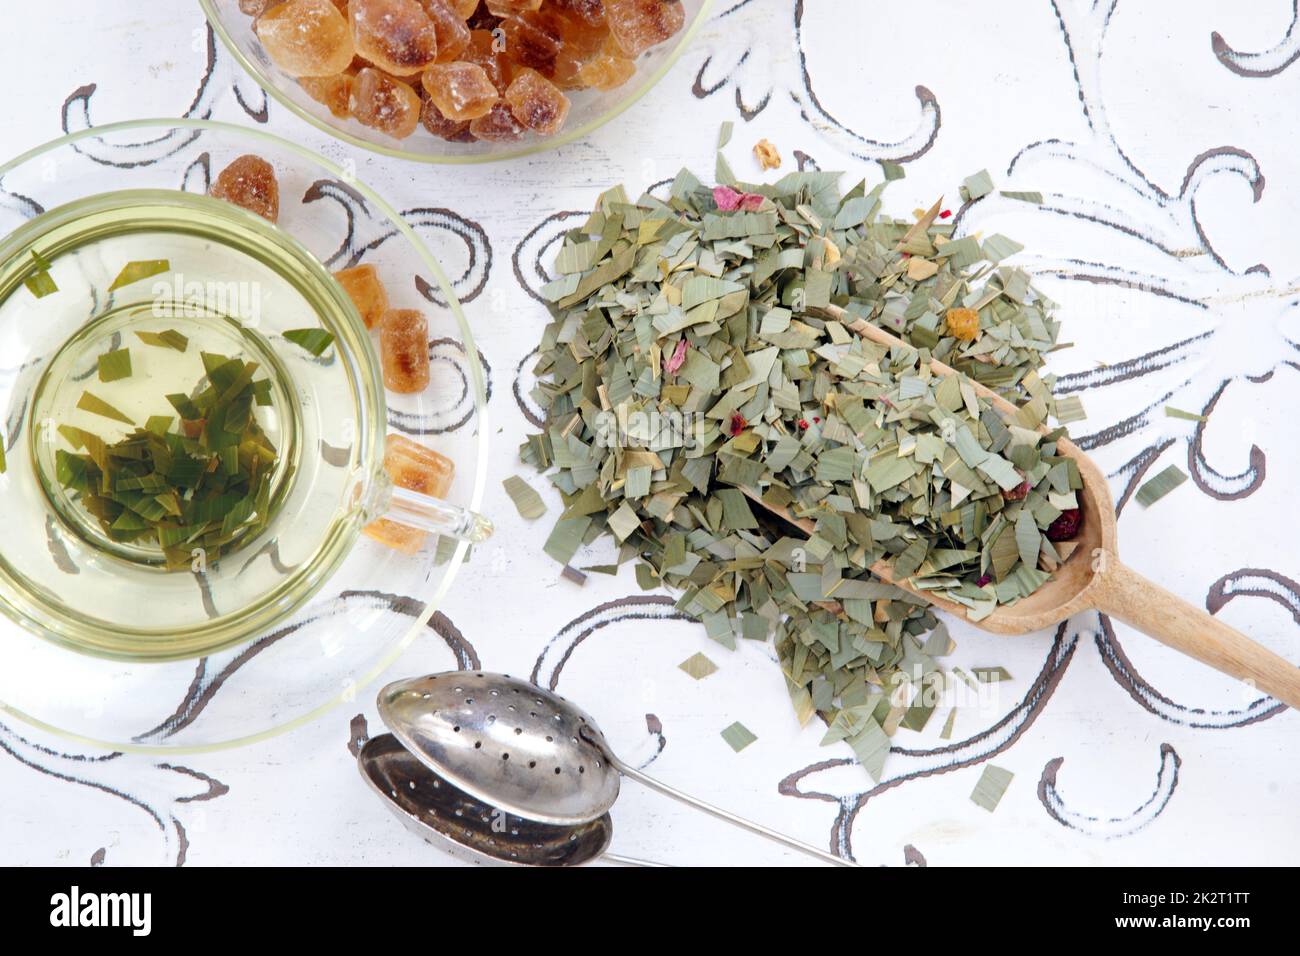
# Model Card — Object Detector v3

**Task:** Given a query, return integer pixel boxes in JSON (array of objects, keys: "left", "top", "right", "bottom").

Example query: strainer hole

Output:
[
  {"left": 487, "top": 714, "right": 496, "bottom": 723},
  {"left": 554, "top": 767, "right": 561, "bottom": 775},
  {"left": 453, "top": 726, "right": 461, "bottom": 732},
  {"left": 579, "top": 766, "right": 585, "bottom": 773},
  {"left": 502, "top": 753, "right": 510, "bottom": 761},
  {"left": 514, "top": 727, "right": 523, "bottom": 735},
  {"left": 528, "top": 761, "right": 536, "bottom": 769},
  {"left": 474, "top": 741, "right": 481, "bottom": 749}
]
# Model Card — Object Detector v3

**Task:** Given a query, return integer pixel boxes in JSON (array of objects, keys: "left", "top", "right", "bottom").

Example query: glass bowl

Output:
[
  {"left": 0, "top": 119, "right": 488, "bottom": 752},
  {"left": 200, "top": 0, "right": 714, "bottom": 164}
]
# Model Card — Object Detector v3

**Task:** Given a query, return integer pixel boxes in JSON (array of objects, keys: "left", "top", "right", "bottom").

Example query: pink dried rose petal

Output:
[
  {"left": 664, "top": 338, "right": 688, "bottom": 375},
  {"left": 712, "top": 185, "right": 766, "bottom": 212},
  {"left": 712, "top": 186, "right": 743, "bottom": 210},
  {"left": 712, "top": 186, "right": 765, "bottom": 211}
]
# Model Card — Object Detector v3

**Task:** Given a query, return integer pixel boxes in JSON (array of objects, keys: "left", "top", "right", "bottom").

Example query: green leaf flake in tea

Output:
[
  {"left": 108, "top": 259, "right": 170, "bottom": 291},
  {"left": 283, "top": 328, "right": 335, "bottom": 357},
  {"left": 57, "top": 354, "right": 279, "bottom": 569},
  {"left": 77, "top": 391, "right": 134, "bottom": 425},
  {"left": 97, "top": 347, "right": 133, "bottom": 383},
  {"left": 135, "top": 329, "right": 189, "bottom": 352},
  {"left": 25, "top": 270, "right": 58, "bottom": 299}
]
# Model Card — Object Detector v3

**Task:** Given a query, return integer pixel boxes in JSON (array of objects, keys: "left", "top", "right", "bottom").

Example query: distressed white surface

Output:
[{"left": 1, "top": 0, "right": 1298, "bottom": 866}]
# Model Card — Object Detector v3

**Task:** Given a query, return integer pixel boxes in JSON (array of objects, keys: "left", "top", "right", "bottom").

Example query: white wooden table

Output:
[{"left": 1, "top": 0, "right": 1297, "bottom": 866}]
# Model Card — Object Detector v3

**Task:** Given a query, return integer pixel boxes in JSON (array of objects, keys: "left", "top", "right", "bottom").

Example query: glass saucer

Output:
[{"left": 0, "top": 120, "right": 488, "bottom": 752}]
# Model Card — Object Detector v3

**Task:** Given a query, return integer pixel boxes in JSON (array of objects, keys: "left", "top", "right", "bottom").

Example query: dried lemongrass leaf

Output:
[
  {"left": 560, "top": 565, "right": 587, "bottom": 586},
  {"left": 1135, "top": 464, "right": 1187, "bottom": 508},
  {"left": 971, "top": 764, "right": 1014, "bottom": 812},
  {"left": 502, "top": 475, "right": 547, "bottom": 519},
  {"left": 999, "top": 190, "right": 1043, "bottom": 203},
  {"left": 961, "top": 169, "right": 994, "bottom": 201},
  {"left": 1053, "top": 395, "right": 1087, "bottom": 424},
  {"left": 720, "top": 721, "right": 757, "bottom": 752},
  {"left": 678, "top": 652, "right": 718, "bottom": 680}
]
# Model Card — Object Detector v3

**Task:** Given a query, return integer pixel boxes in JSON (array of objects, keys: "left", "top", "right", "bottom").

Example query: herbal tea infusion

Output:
[{"left": 0, "top": 189, "right": 379, "bottom": 657}]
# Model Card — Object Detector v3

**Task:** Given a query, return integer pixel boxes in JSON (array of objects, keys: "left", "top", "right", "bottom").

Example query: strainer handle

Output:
[{"left": 605, "top": 754, "right": 856, "bottom": 867}]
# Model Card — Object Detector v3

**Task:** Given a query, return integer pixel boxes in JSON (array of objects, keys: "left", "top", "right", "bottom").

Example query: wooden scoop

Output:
[{"left": 743, "top": 304, "right": 1300, "bottom": 708}]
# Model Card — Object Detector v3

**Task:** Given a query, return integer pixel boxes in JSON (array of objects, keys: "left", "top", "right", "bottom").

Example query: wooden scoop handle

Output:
[{"left": 1092, "top": 562, "right": 1300, "bottom": 709}]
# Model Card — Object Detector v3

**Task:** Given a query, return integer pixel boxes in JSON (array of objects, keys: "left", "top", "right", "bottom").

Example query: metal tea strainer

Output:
[{"left": 359, "top": 671, "right": 854, "bottom": 866}]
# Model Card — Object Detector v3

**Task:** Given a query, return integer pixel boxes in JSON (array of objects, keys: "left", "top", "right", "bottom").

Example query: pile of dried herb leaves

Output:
[{"left": 522, "top": 164, "right": 1085, "bottom": 780}]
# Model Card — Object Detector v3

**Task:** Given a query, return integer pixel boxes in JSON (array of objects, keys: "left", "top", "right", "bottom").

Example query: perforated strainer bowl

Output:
[{"left": 369, "top": 672, "right": 855, "bottom": 866}]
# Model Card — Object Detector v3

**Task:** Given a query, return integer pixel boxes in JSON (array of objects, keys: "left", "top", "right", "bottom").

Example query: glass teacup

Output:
[{"left": 0, "top": 132, "right": 490, "bottom": 663}]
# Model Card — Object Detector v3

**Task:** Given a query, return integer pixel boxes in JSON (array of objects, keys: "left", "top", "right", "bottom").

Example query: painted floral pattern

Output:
[{"left": 0, "top": 0, "right": 1296, "bottom": 866}]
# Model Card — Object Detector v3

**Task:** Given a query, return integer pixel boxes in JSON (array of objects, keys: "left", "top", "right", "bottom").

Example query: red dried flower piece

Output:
[
  {"left": 939, "top": 209, "right": 953, "bottom": 220},
  {"left": 1004, "top": 479, "right": 1031, "bottom": 501},
  {"left": 976, "top": 573, "right": 992, "bottom": 588},
  {"left": 813, "top": 416, "right": 821, "bottom": 424},
  {"left": 729, "top": 413, "right": 748, "bottom": 436},
  {"left": 1046, "top": 507, "right": 1082, "bottom": 542},
  {"left": 797, "top": 419, "right": 810, "bottom": 431},
  {"left": 712, "top": 185, "right": 766, "bottom": 212}
]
